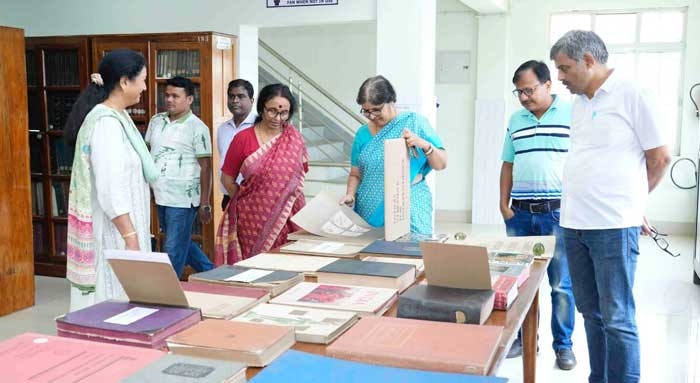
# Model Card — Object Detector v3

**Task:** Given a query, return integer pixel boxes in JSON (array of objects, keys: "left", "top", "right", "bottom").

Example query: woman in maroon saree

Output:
[{"left": 216, "top": 84, "right": 308, "bottom": 264}]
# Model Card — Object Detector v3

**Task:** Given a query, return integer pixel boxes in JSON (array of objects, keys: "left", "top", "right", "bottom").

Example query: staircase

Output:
[{"left": 259, "top": 40, "right": 363, "bottom": 199}]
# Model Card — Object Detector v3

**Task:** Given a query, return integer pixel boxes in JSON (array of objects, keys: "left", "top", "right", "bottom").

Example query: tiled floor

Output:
[{"left": 1, "top": 223, "right": 699, "bottom": 383}]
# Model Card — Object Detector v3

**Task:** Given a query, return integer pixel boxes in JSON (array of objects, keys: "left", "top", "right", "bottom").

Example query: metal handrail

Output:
[{"left": 259, "top": 39, "right": 365, "bottom": 127}]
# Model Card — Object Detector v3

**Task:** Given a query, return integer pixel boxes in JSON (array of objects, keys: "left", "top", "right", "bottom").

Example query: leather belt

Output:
[{"left": 512, "top": 199, "right": 560, "bottom": 213}]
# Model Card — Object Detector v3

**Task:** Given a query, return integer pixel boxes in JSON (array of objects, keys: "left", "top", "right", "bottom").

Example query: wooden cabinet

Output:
[
  {"left": 25, "top": 35, "right": 90, "bottom": 277},
  {"left": 26, "top": 32, "right": 236, "bottom": 278},
  {"left": 1, "top": 26, "right": 35, "bottom": 315}
]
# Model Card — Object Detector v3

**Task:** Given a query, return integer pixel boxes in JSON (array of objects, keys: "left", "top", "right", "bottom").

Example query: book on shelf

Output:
[
  {"left": 234, "top": 252, "right": 339, "bottom": 276},
  {"left": 0, "top": 333, "right": 164, "bottom": 383},
  {"left": 397, "top": 284, "right": 494, "bottom": 325},
  {"left": 166, "top": 319, "right": 295, "bottom": 367},
  {"left": 315, "top": 258, "right": 416, "bottom": 292},
  {"left": 123, "top": 353, "right": 246, "bottom": 383},
  {"left": 231, "top": 303, "right": 358, "bottom": 344},
  {"left": 327, "top": 316, "right": 503, "bottom": 375},
  {"left": 280, "top": 239, "right": 364, "bottom": 258},
  {"left": 181, "top": 281, "right": 270, "bottom": 320},
  {"left": 55, "top": 250, "right": 202, "bottom": 349},
  {"left": 361, "top": 255, "right": 425, "bottom": 277},
  {"left": 250, "top": 350, "right": 508, "bottom": 383},
  {"left": 188, "top": 265, "right": 303, "bottom": 297},
  {"left": 269, "top": 282, "right": 398, "bottom": 317}
]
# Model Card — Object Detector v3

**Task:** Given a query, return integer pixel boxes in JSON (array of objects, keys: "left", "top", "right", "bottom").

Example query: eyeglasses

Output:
[
  {"left": 649, "top": 226, "right": 680, "bottom": 257},
  {"left": 360, "top": 103, "right": 385, "bottom": 119},
  {"left": 264, "top": 108, "right": 290, "bottom": 120},
  {"left": 512, "top": 83, "right": 541, "bottom": 98}
]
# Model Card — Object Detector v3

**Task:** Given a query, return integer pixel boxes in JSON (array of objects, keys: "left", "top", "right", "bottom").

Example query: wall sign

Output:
[{"left": 267, "top": 0, "right": 338, "bottom": 8}]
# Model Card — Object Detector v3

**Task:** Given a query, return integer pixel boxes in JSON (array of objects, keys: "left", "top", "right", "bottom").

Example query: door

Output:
[{"left": 0, "top": 26, "right": 35, "bottom": 315}]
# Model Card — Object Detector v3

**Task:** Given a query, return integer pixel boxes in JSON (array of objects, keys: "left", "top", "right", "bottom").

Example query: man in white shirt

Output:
[
  {"left": 216, "top": 79, "right": 256, "bottom": 210},
  {"left": 551, "top": 30, "right": 671, "bottom": 383}
]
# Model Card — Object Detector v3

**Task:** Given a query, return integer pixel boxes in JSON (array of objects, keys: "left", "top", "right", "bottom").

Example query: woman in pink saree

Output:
[{"left": 216, "top": 84, "right": 308, "bottom": 264}]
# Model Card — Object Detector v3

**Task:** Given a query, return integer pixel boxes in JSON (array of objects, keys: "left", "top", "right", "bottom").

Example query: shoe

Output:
[
  {"left": 555, "top": 349, "right": 577, "bottom": 370},
  {"left": 506, "top": 339, "right": 522, "bottom": 359}
]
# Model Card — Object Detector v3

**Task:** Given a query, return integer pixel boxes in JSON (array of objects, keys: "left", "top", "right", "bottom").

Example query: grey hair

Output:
[
  {"left": 549, "top": 30, "right": 609, "bottom": 64},
  {"left": 356, "top": 75, "right": 397, "bottom": 105}
]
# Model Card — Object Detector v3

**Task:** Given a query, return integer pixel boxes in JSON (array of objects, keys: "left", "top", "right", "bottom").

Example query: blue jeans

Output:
[
  {"left": 157, "top": 205, "right": 214, "bottom": 278},
  {"left": 563, "top": 227, "right": 640, "bottom": 383},
  {"left": 505, "top": 206, "right": 575, "bottom": 351}
]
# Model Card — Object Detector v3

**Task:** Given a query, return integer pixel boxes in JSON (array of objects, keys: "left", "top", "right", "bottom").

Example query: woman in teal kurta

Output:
[{"left": 341, "top": 76, "right": 447, "bottom": 234}]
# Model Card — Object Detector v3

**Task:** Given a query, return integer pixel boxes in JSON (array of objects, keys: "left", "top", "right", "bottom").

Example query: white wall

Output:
[
  {"left": 259, "top": 22, "right": 377, "bottom": 113},
  {"left": 0, "top": 0, "right": 375, "bottom": 36}
]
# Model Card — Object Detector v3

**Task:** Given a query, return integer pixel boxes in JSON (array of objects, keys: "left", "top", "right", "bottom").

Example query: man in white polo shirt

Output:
[
  {"left": 216, "top": 79, "right": 256, "bottom": 211},
  {"left": 551, "top": 30, "right": 671, "bottom": 383},
  {"left": 146, "top": 76, "right": 215, "bottom": 278}
]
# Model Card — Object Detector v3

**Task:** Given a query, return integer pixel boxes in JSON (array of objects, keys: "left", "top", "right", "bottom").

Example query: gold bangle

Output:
[{"left": 122, "top": 231, "right": 137, "bottom": 239}]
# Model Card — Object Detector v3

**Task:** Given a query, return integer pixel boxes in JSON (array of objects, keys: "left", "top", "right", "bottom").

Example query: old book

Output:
[
  {"left": 123, "top": 354, "right": 246, "bottom": 383},
  {"left": 490, "top": 274, "right": 518, "bottom": 310},
  {"left": 56, "top": 300, "right": 201, "bottom": 349},
  {"left": 231, "top": 303, "right": 358, "bottom": 344},
  {"left": 288, "top": 229, "right": 375, "bottom": 247},
  {"left": 489, "top": 262, "right": 530, "bottom": 287},
  {"left": 269, "top": 282, "right": 398, "bottom": 316},
  {"left": 316, "top": 258, "right": 416, "bottom": 292},
  {"left": 359, "top": 239, "right": 422, "bottom": 258},
  {"left": 181, "top": 281, "right": 270, "bottom": 320},
  {"left": 166, "top": 319, "right": 295, "bottom": 367},
  {"left": 488, "top": 251, "right": 535, "bottom": 267},
  {"left": 280, "top": 239, "right": 364, "bottom": 258},
  {"left": 327, "top": 316, "right": 503, "bottom": 375},
  {"left": 189, "top": 265, "right": 303, "bottom": 297},
  {"left": 361, "top": 256, "right": 425, "bottom": 277},
  {"left": 397, "top": 284, "right": 494, "bottom": 325},
  {"left": 250, "top": 350, "right": 508, "bottom": 383},
  {"left": 447, "top": 235, "right": 555, "bottom": 259},
  {"left": 1, "top": 333, "right": 164, "bottom": 383},
  {"left": 234, "top": 252, "right": 339, "bottom": 276}
]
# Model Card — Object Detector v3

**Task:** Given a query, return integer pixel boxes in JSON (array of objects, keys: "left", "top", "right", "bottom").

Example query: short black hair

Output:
[
  {"left": 166, "top": 76, "right": 195, "bottom": 96},
  {"left": 512, "top": 60, "right": 551, "bottom": 84},
  {"left": 227, "top": 79, "right": 254, "bottom": 99},
  {"left": 356, "top": 75, "right": 397, "bottom": 105},
  {"left": 255, "top": 83, "right": 297, "bottom": 124}
]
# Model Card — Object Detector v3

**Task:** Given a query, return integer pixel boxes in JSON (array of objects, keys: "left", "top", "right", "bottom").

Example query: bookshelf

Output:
[
  {"left": 25, "top": 36, "right": 90, "bottom": 278},
  {"left": 92, "top": 32, "right": 237, "bottom": 273}
]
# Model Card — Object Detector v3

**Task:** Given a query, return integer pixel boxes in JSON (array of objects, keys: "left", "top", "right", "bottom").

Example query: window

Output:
[{"left": 549, "top": 9, "right": 686, "bottom": 154}]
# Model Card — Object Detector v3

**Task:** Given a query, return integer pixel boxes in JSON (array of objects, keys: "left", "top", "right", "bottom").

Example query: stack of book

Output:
[
  {"left": 361, "top": 255, "right": 425, "bottom": 277},
  {"left": 166, "top": 319, "right": 295, "bottom": 367},
  {"left": 189, "top": 265, "right": 303, "bottom": 296},
  {"left": 231, "top": 303, "right": 358, "bottom": 344},
  {"left": 315, "top": 258, "right": 416, "bottom": 292},
  {"left": 280, "top": 239, "right": 365, "bottom": 258},
  {"left": 181, "top": 281, "right": 270, "bottom": 320},
  {"left": 270, "top": 282, "right": 398, "bottom": 317},
  {"left": 233, "top": 252, "right": 339, "bottom": 277},
  {"left": 327, "top": 316, "right": 503, "bottom": 375}
]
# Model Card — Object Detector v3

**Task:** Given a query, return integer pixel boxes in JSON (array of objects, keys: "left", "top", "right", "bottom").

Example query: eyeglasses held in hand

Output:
[
  {"left": 649, "top": 226, "right": 680, "bottom": 257},
  {"left": 512, "top": 83, "right": 541, "bottom": 98},
  {"left": 264, "top": 108, "right": 290, "bottom": 120}
]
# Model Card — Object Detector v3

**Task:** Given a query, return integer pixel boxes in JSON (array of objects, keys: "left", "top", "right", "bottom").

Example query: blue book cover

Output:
[
  {"left": 360, "top": 240, "right": 422, "bottom": 257},
  {"left": 317, "top": 259, "right": 415, "bottom": 278},
  {"left": 251, "top": 350, "right": 508, "bottom": 383}
]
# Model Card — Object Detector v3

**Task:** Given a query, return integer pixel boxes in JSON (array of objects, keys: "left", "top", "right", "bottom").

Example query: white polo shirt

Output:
[
  {"left": 560, "top": 69, "right": 665, "bottom": 230},
  {"left": 216, "top": 112, "right": 256, "bottom": 193}
]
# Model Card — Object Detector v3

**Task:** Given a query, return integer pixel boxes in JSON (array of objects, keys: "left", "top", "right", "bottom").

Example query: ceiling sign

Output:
[{"left": 267, "top": 0, "right": 338, "bottom": 8}]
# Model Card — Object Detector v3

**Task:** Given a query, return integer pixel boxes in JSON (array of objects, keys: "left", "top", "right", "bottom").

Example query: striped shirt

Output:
[{"left": 501, "top": 95, "right": 571, "bottom": 200}]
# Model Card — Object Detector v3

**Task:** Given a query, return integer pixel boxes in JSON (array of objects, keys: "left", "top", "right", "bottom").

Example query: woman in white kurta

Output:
[{"left": 65, "top": 50, "right": 158, "bottom": 312}]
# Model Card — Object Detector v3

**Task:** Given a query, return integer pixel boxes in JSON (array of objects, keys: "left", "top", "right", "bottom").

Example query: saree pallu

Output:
[
  {"left": 215, "top": 124, "right": 308, "bottom": 265},
  {"left": 355, "top": 112, "right": 443, "bottom": 234}
]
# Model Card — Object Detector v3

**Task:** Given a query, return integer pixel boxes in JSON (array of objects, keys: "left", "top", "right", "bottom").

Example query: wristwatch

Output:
[{"left": 200, "top": 205, "right": 212, "bottom": 213}]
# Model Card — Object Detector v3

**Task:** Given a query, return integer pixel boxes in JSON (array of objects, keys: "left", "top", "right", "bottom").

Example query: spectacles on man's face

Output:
[
  {"left": 360, "top": 103, "right": 385, "bottom": 119},
  {"left": 512, "top": 83, "right": 541, "bottom": 98},
  {"left": 650, "top": 226, "right": 681, "bottom": 257},
  {"left": 264, "top": 108, "right": 290, "bottom": 120}
]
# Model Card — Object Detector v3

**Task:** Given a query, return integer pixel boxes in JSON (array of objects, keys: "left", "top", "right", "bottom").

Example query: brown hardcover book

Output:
[
  {"left": 166, "top": 319, "right": 295, "bottom": 367},
  {"left": 180, "top": 281, "right": 270, "bottom": 319},
  {"left": 327, "top": 316, "right": 503, "bottom": 375}
]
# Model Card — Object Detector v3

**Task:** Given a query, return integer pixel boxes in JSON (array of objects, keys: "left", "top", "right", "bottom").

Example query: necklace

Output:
[{"left": 255, "top": 124, "right": 280, "bottom": 146}]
